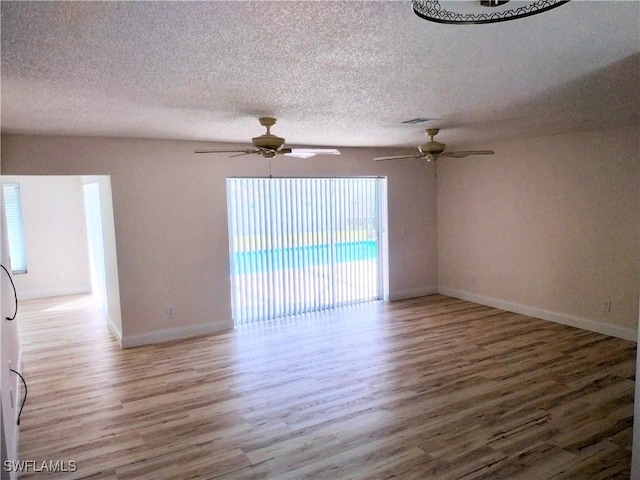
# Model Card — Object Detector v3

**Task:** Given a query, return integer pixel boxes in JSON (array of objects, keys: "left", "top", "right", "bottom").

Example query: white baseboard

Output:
[
  {"left": 438, "top": 287, "right": 637, "bottom": 341},
  {"left": 121, "top": 321, "right": 231, "bottom": 348},
  {"left": 107, "top": 317, "right": 123, "bottom": 347},
  {"left": 388, "top": 286, "right": 439, "bottom": 302},
  {"left": 17, "top": 286, "right": 91, "bottom": 301}
]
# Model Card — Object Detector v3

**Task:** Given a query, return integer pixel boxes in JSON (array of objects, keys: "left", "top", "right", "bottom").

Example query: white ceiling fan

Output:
[
  {"left": 195, "top": 117, "right": 340, "bottom": 159},
  {"left": 374, "top": 128, "right": 494, "bottom": 162}
]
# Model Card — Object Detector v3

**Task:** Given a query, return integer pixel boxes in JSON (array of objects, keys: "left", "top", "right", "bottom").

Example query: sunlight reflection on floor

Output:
[{"left": 43, "top": 294, "right": 102, "bottom": 312}]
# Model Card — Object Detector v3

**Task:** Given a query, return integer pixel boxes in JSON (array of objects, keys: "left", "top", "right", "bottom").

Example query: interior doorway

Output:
[
  {"left": 0, "top": 175, "right": 123, "bottom": 343},
  {"left": 80, "top": 175, "right": 123, "bottom": 341}
]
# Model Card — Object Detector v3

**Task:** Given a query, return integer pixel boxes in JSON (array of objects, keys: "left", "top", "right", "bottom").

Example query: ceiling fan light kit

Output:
[{"left": 412, "top": 0, "right": 570, "bottom": 25}]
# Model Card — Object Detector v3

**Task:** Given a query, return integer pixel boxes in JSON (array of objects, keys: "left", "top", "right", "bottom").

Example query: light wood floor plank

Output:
[{"left": 14, "top": 294, "right": 636, "bottom": 479}]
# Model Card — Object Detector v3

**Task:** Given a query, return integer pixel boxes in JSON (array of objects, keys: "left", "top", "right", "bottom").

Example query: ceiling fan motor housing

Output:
[
  {"left": 419, "top": 141, "right": 446, "bottom": 155},
  {"left": 252, "top": 133, "right": 285, "bottom": 150},
  {"left": 252, "top": 116, "right": 285, "bottom": 151},
  {"left": 419, "top": 128, "right": 445, "bottom": 155}
]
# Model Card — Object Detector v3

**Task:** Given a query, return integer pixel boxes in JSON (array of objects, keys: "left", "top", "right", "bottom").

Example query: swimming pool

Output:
[{"left": 232, "top": 240, "right": 378, "bottom": 274}]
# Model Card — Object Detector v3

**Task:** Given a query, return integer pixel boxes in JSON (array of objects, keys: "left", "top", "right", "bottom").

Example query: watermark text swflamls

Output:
[{"left": 3, "top": 460, "right": 78, "bottom": 473}]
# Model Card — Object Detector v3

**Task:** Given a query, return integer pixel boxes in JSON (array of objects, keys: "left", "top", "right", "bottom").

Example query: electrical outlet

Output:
[
  {"left": 470, "top": 276, "right": 476, "bottom": 286},
  {"left": 8, "top": 360, "right": 12, "bottom": 374},
  {"left": 602, "top": 300, "right": 612, "bottom": 312},
  {"left": 165, "top": 306, "right": 176, "bottom": 318}
]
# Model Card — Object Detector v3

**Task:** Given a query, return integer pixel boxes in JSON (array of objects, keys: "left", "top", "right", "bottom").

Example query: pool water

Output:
[{"left": 232, "top": 240, "right": 378, "bottom": 274}]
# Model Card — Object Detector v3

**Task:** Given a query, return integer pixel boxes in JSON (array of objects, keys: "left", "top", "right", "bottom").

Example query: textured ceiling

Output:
[{"left": 1, "top": 1, "right": 639, "bottom": 150}]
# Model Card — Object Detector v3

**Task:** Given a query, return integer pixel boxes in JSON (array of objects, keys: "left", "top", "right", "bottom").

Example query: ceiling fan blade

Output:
[
  {"left": 284, "top": 148, "right": 341, "bottom": 159},
  {"left": 374, "top": 154, "right": 426, "bottom": 161},
  {"left": 228, "top": 151, "right": 259, "bottom": 158},
  {"left": 285, "top": 152, "right": 316, "bottom": 159},
  {"left": 194, "top": 148, "right": 258, "bottom": 155},
  {"left": 439, "top": 150, "right": 494, "bottom": 158}
]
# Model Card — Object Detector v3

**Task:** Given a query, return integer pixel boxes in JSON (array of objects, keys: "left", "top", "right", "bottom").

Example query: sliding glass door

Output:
[{"left": 226, "top": 177, "right": 386, "bottom": 326}]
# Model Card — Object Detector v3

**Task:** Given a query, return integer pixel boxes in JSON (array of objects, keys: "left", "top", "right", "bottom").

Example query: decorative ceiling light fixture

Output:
[{"left": 412, "top": 0, "right": 570, "bottom": 25}]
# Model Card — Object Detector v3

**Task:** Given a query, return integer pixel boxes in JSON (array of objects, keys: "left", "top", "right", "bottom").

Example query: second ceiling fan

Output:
[
  {"left": 195, "top": 117, "right": 340, "bottom": 159},
  {"left": 374, "top": 128, "right": 494, "bottom": 162}
]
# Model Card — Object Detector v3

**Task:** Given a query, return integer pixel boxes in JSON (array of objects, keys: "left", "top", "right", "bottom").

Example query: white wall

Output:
[
  {"left": 437, "top": 125, "right": 639, "bottom": 340},
  {"left": 0, "top": 135, "right": 439, "bottom": 346},
  {"left": 2, "top": 176, "right": 91, "bottom": 300}
]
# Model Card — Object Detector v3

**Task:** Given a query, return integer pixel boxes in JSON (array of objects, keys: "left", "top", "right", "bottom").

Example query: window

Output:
[
  {"left": 2, "top": 183, "right": 27, "bottom": 274},
  {"left": 227, "top": 177, "right": 386, "bottom": 326}
]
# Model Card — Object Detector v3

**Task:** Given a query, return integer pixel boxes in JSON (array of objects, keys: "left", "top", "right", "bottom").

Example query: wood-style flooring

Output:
[{"left": 14, "top": 294, "right": 637, "bottom": 479}]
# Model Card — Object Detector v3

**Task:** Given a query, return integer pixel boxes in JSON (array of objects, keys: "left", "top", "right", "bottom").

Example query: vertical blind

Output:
[
  {"left": 227, "top": 177, "right": 384, "bottom": 326},
  {"left": 2, "top": 183, "right": 27, "bottom": 274}
]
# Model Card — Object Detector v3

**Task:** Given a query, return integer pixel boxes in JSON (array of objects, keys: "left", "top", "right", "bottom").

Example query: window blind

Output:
[
  {"left": 2, "top": 183, "right": 27, "bottom": 274},
  {"left": 227, "top": 177, "right": 384, "bottom": 326}
]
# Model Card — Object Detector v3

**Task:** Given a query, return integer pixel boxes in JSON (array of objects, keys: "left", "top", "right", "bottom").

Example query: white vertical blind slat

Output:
[
  {"left": 318, "top": 180, "right": 326, "bottom": 310},
  {"left": 348, "top": 178, "right": 355, "bottom": 306},
  {"left": 290, "top": 179, "right": 298, "bottom": 317},
  {"left": 336, "top": 179, "right": 343, "bottom": 306},
  {"left": 274, "top": 179, "right": 284, "bottom": 318},
  {"left": 280, "top": 180, "right": 288, "bottom": 317},
  {"left": 256, "top": 179, "right": 263, "bottom": 321},
  {"left": 357, "top": 179, "right": 364, "bottom": 302},
  {"left": 226, "top": 180, "right": 238, "bottom": 320},
  {"left": 243, "top": 179, "right": 251, "bottom": 323},
  {"left": 234, "top": 180, "right": 245, "bottom": 323},
  {"left": 308, "top": 179, "right": 315, "bottom": 311},
  {"left": 265, "top": 179, "right": 274, "bottom": 320},
  {"left": 259, "top": 178, "right": 270, "bottom": 321}
]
